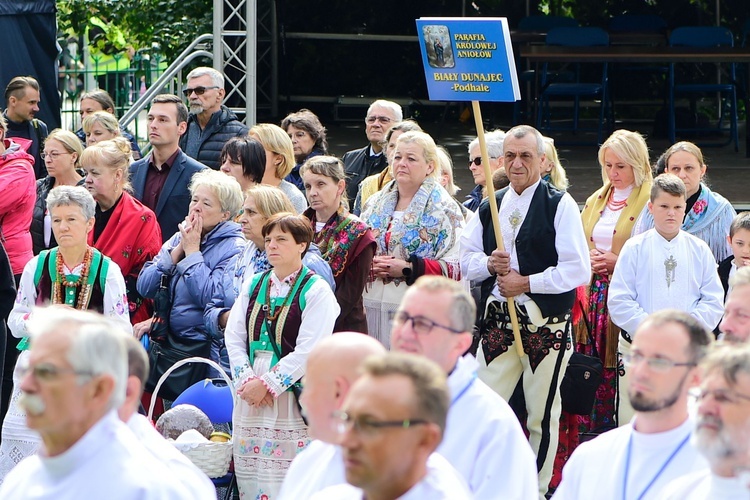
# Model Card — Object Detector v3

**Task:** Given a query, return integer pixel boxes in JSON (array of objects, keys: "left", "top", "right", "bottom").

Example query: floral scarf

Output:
[
  {"left": 361, "top": 177, "right": 463, "bottom": 262},
  {"left": 304, "top": 206, "right": 375, "bottom": 279}
]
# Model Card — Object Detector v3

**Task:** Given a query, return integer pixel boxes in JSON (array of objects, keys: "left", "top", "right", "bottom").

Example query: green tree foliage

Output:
[{"left": 57, "top": 0, "right": 212, "bottom": 60}]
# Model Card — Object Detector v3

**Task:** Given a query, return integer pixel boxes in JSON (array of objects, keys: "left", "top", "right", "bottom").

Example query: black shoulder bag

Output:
[{"left": 560, "top": 313, "right": 603, "bottom": 416}]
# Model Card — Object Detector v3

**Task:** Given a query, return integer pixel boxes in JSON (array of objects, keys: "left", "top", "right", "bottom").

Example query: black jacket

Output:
[
  {"left": 179, "top": 105, "right": 248, "bottom": 170},
  {"left": 342, "top": 145, "right": 387, "bottom": 203}
]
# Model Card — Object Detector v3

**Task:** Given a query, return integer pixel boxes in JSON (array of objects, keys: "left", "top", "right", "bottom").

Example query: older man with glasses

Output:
[
  {"left": 554, "top": 310, "right": 712, "bottom": 500},
  {"left": 312, "top": 352, "right": 471, "bottom": 499},
  {"left": 178, "top": 66, "right": 248, "bottom": 170},
  {"left": 661, "top": 343, "right": 750, "bottom": 498},
  {"left": 390, "top": 276, "right": 537, "bottom": 499},
  {"left": 342, "top": 99, "right": 402, "bottom": 203}
]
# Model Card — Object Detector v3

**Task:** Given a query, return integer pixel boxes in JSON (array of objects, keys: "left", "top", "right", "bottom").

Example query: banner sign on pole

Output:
[{"left": 416, "top": 17, "right": 520, "bottom": 103}]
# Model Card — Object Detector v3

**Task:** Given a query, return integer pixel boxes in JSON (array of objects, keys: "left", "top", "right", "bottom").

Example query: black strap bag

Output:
[{"left": 560, "top": 313, "right": 604, "bottom": 416}]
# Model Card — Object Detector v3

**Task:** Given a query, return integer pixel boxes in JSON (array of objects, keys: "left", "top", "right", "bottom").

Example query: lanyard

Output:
[{"left": 622, "top": 430, "right": 691, "bottom": 500}]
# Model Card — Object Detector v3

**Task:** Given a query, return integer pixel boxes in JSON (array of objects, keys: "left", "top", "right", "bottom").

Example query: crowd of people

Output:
[{"left": 0, "top": 69, "right": 748, "bottom": 499}]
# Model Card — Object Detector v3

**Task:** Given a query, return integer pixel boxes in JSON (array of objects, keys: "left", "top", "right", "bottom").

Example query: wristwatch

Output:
[{"left": 402, "top": 266, "right": 413, "bottom": 278}]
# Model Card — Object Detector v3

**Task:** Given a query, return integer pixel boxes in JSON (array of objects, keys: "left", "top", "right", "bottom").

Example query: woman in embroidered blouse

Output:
[
  {"left": 225, "top": 213, "right": 339, "bottom": 499},
  {"left": 634, "top": 141, "right": 736, "bottom": 263},
  {"left": 219, "top": 136, "right": 266, "bottom": 197},
  {"left": 361, "top": 131, "right": 465, "bottom": 347},
  {"left": 574, "top": 129, "right": 654, "bottom": 433},
  {"left": 203, "top": 185, "right": 334, "bottom": 340},
  {"left": 248, "top": 123, "right": 308, "bottom": 214},
  {"left": 301, "top": 155, "right": 375, "bottom": 333},
  {"left": 81, "top": 137, "right": 162, "bottom": 325},
  {"left": 0, "top": 185, "right": 130, "bottom": 480}
]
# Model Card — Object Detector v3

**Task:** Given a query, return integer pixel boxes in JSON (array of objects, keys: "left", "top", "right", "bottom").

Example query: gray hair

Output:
[
  {"left": 367, "top": 99, "right": 403, "bottom": 122},
  {"left": 27, "top": 307, "right": 130, "bottom": 411},
  {"left": 468, "top": 129, "right": 506, "bottom": 159},
  {"left": 504, "top": 125, "right": 545, "bottom": 156},
  {"left": 702, "top": 342, "right": 750, "bottom": 388},
  {"left": 186, "top": 66, "right": 224, "bottom": 88},
  {"left": 46, "top": 185, "right": 96, "bottom": 220},
  {"left": 189, "top": 169, "right": 244, "bottom": 216},
  {"left": 729, "top": 266, "right": 750, "bottom": 290},
  {"left": 408, "top": 276, "right": 476, "bottom": 334},
  {"left": 436, "top": 146, "right": 460, "bottom": 196}
]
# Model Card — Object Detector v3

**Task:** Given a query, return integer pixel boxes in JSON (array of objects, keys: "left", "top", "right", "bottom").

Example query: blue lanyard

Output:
[
  {"left": 622, "top": 430, "right": 691, "bottom": 500},
  {"left": 451, "top": 374, "right": 476, "bottom": 406}
]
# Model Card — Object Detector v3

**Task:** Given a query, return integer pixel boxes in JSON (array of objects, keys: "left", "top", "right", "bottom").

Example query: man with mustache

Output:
[
  {"left": 554, "top": 310, "right": 711, "bottom": 500},
  {"left": 178, "top": 67, "right": 247, "bottom": 170},
  {"left": 609, "top": 173, "right": 724, "bottom": 423},
  {"left": 662, "top": 343, "right": 750, "bottom": 498},
  {"left": 0, "top": 307, "right": 194, "bottom": 499}
]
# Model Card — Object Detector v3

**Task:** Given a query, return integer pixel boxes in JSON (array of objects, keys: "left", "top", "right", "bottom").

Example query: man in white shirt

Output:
[
  {"left": 719, "top": 267, "right": 750, "bottom": 343},
  {"left": 0, "top": 307, "right": 192, "bottom": 499},
  {"left": 391, "top": 275, "right": 538, "bottom": 499},
  {"left": 278, "top": 332, "right": 386, "bottom": 499},
  {"left": 609, "top": 174, "right": 724, "bottom": 423},
  {"left": 663, "top": 343, "right": 750, "bottom": 499},
  {"left": 119, "top": 336, "right": 216, "bottom": 498},
  {"left": 313, "top": 352, "right": 472, "bottom": 499},
  {"left": 553, "top": 310, "right": 712, "bottom": 500},
  {"left": 459, "top": 124, "right": 590, "bottom": 497}
]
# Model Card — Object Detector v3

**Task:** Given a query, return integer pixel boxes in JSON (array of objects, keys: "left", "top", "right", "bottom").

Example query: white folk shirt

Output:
[
  {"left": 440, "top": 355, "right": 538, "bottom": 500},
  {"left": 8, "top": 254, "right": 133, "bottom": 337},
  {"left": 127, "top": 414, "right": 216, "bottom": 498},
  {"left": 553, "top": 417, "right": 708, "bottom": 500},
  {"left": 311, "top": 453, "right": 473, "bottom": 499},
  {"left": 608, "top": 229, "right": 725, "bottom": 335},
  {"left": 278, "top": 439, "right": 343, "bottom": 500},
  {"left": 0, "top": 411, "right": 194, "bottom": 499},
  {"left": 662, "top": 469, "right": 750, "bottom": 500},
  {"left": 460, "top": 180, "right": 590, "bottom": 305}
]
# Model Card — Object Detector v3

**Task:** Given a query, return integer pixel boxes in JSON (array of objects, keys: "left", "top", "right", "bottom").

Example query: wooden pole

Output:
[{"left": 471, "top": 100, "right": 525, "bottom": 358}]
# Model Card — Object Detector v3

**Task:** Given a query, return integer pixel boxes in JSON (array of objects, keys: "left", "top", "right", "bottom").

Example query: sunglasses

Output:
[
  {"left": 468, "top": 157, "right": 497, "bottom": 167},
  {"left": 182, "top": 86, "right": 220, "bottom": 97}
]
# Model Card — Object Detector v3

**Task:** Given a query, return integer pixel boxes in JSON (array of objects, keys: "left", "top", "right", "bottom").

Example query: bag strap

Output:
[{"left": 574, "top": 294, "right": 599, "bottom": 358}]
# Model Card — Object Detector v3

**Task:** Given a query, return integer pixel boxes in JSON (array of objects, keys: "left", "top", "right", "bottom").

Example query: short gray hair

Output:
[
  {"left": 186, "top": 66, "right": 224, "bottom": 88},
  {"left": 468, "top": 129, "right": 505, "bottom": 159},
  {"left": 408, "top": 276, "right": 476, "bottom": 333},
  {"left": 702, "top": 342, "right": 750, "bottom": 388},
  {"left": 27, "top": 307, "right": 130, "bottom": 412},
  {"left": 189, "top": 169, "right": 244, "bottom": 216},
  {"left": 367, "top": 100, "right": 403, "bottom": 122},
  {"left": 729, "top": 266, "right": 750, "bottom": 290},
  {"left": 46, "top": 185, "right": 96, "bottom": 220},
  {"left": 504, "top": 125, "right": 545, "bottom": 156}
]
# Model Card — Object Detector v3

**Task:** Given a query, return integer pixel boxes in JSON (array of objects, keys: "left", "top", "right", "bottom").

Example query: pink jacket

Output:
[{"left": 0, "top": 138, "right": 35, "bottom": 275}]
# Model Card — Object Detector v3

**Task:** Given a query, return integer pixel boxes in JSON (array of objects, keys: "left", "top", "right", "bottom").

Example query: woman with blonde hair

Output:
[
  {"left": 361, "top": 130, "right": 464, "bottom": 346},
  {"left": 541, "top": 137, "right": 569, "bottom": 191},
  {"left": 81, "top": 137, "right": 162, "bottom": 324},
  {"left": 32, "top": 129, "right": 85, "bottom": 254},
  {"left": 248, "top": 123, "right": 308, "bottom": 213},
  {"left": 82, "top": 111, "right": 122, "bottom": 147}
]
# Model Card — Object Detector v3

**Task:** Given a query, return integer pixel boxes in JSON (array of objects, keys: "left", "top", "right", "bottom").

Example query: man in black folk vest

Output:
[{"left": 459, "top": 125, "right": 590, "bottom": 498}]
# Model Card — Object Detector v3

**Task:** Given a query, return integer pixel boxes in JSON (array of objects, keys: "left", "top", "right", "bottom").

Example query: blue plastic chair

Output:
[
  {"left": 668, "top": 26, "right": 739, "bottom": 151},
  {"left": 536, "top": 27, "right": 611, "bottom": 144},
  {"left": 607, "top": 14, "right": 667, "bottom": 34}
]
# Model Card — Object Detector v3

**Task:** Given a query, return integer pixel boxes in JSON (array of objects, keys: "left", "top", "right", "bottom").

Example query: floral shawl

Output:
[
  {"left": 634, "top": 182, "right": 735, "bottom": 262},
  {"left": 304, "top": 206, "right": 375, "bottom": 280},
  {"left": 361, "top": 176, "right": 464, "bottom": 266}
]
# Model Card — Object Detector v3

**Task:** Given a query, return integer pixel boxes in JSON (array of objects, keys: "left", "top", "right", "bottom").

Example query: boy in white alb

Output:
[{"left": 608, "top": 174, "right": 724, "bottom": 423}]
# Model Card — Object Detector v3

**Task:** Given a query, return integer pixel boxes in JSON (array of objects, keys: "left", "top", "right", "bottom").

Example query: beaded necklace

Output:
[
  {"left": 263, "top": 269, "right": 306, "bottom": 323},
  {"left": 607, "top": 189, "right": 628, "bottom": 212},
  {"left": 53, "top": 247, "right": 94, "bottom": 309}
]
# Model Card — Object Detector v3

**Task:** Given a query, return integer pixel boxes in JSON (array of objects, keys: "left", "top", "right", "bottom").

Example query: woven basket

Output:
[{"left": 148, "top": 357, "right": 236, "bottom": 478}]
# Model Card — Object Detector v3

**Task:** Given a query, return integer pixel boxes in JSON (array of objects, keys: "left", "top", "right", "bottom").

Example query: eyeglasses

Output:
[
  {"left": 366, "top": 115, "right": 393, "bottom": 124},
  {"left": 331, "top": 410, "right": 427, "bottom": 437},
  {"left": 622, "top": 352, "right": 696, "bottom": 372},
  {"left": 182, "top": 86, "right": 220, "bottom": 97},
  {"left": 16, "top": 362, "right": 94, "bottom": 382},
  {"left": 391, "top": 310, "right": 463, "bottom": 335},
  {"left": 41, "top": 151, "right": 71, "bottom": 160},
  {"left": 689, "top": 387, "right": 750, "bottom": 405},
  {"left": 468, "top": 157, "right": 497, "bottom": 167}
]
